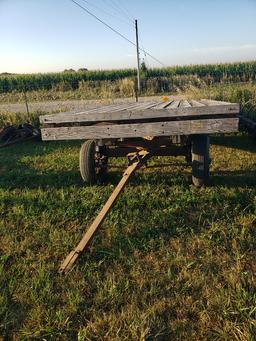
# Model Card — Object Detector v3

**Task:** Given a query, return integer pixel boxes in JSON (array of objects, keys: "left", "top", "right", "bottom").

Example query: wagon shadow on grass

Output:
[
  {"left": 1, "top": 134, "right": 256, "bottom": 190},
  {"left": 209, "top": 170, "right": 256, "bottom": 187},
  {"left": 0, "top": 166, "right": 190, "bottom": 190},
  {"left": 2, "top": 166, "right": 256, "bottom": 191},
  {"left": 211, "top": 133, "right": 256, "bottom": 153},
  {"left": 0, "top": 140, "right": 82, "bottom": 157},
  {"left": 125, "top": 170, "right": 256, "bottom": 189},
  {"left": 0, "top": 140, "right": 82, "bottom": 189}
]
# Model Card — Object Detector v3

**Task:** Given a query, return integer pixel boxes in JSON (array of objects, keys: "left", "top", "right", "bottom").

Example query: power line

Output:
[
  {"left": 79, "top": 0, "right": 132, "bottom": 26},
  {"left": 70, "top": 0, "right": 136, "bottom": 49},
  {"left": 99, "top": 0, "right": 151, "bottom": 67},
  {"left": 116, "top": 0, "right": 136, "bottom": 21},
  {"left": 99, "top": 0, "right": 134, "bottom": 24},
  {"left": 70, "top": 0, "right": 166, "bottom": 67},
  {"left": 106, "top": 1, "right": 149, "bottom": 68},
  {"left": 106, "top": 0, "right": 134, "bottom": 22}
]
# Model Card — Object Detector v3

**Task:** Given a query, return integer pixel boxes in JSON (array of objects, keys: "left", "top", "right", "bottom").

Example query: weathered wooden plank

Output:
[
  {"left": 44, "top": 103, "right": 121, "bottom": 120},
  {"left": 189, "top": 100, "right": 205, "bottom": 107},
  {"left": 94, "top": 102, "right": 143, "bottom": 113},
  {"left": 200, "top": 99, "right": 232, "bottom": 106},
  {"left": 179, "top": 100, "right": 191, "bottom": 108},
  {"left": 75, "top": 105, "right": 112, "bottom": 113},
  {"left": 39, "top": 101, "right": 160, "bottom": 123},
  {"left": 41, "top": 103, "right": 240, "bottom": 125},
  {"left": 168, "top": 100, "right": 180, "bottom": 108},
  {"left": 122, "top": 101, "right": 161, "bottom": 110},
  {"left": 44, "top": 105, "right": 101, "bottom": 118},
  {"left": 71, "top": 103, "right": 119, "bottom": 114},
  {"left": 41, "top": 117, "right": 239, "bottom": 140},
  {"left": 128, "top": 101, "right": 160, "bottom": 110},
  {"left": 152, "top": 100, "right": 173, "bottom": 109},
  {"left": 72, "top": 102, "right": 140, "bottom": 115},
  {"left": 90, "top": 100, "right": 159, "bottom": 113}
]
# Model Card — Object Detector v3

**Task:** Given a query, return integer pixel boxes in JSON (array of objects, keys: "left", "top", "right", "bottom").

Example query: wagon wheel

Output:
[
  {"left": 79, "top": 140, "right": 108, "bottom": 184},
  {"left": 191, "top": 134, "right": 210, "bottom": 187},
  {"left": 185, "top": 141, "right": 192, "bottom": 163}
]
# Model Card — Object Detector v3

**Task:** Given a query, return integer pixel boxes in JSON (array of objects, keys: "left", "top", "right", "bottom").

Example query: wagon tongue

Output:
[{"left": 59, "top": 150, "right": 150, "bottom": 274}]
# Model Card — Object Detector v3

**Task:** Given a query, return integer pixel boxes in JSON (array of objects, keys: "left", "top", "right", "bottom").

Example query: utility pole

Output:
[{"left": 135, "top": 19, "right": 140, "bottom": 102}]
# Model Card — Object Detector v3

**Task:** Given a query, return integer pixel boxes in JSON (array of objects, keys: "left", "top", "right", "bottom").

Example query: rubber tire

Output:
[
  {"left": 191, "top": 134, "right": 210, "bottom": 188},
  {"left": 79, "top": 140, "right": 97, "bottom": 183}
]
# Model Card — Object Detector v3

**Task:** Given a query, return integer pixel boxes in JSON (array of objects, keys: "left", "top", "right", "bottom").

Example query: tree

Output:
[
  {"left": 78, "top": 68, "right": 88, "bottom": 72},
  {"left": 63, "top": 69, "right": 76, "bottom": 73},
  {"left": 141, "top": 60, "right": 148, "bottom": 74}
]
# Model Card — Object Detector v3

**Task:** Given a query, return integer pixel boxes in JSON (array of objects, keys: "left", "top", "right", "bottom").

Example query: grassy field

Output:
[
  {"left": 1, "top": 61, "right": 256, "bottom": 106},
  {"left": 1, "top": 131, "right": 256, "bottom": 340}
]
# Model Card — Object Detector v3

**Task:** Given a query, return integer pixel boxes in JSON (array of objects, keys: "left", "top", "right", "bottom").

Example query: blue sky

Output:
[{"left": 0, "top": 0, "right": 256, "bottom": 73}]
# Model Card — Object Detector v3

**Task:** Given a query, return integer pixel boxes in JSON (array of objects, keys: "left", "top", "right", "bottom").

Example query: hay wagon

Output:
[
  {"left": 40, "top": 98, "right": 240, "bottom": 273},
  {"left": 40, "top": 98, "right": 239, "bottom": 187}
]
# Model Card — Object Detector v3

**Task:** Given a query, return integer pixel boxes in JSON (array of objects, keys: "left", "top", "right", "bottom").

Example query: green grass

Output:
[
  {"left": 1, "top": 133, "right": 256, "bottom": 340},
  {"left": 0, "top": 110, "right": 44, "bottom": 128},
  {"left": 185, "top": 83, "right": 256, "bottom": 121}
]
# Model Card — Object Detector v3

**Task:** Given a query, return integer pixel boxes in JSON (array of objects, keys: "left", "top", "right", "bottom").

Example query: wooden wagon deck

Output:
[{"left": 40, "top": 99, "right": 240, "bottom": 141}]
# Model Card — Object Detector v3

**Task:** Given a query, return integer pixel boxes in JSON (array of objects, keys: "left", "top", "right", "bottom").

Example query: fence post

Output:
[{"left": 23, "top": 88, "right": 30, "bottom": 122}]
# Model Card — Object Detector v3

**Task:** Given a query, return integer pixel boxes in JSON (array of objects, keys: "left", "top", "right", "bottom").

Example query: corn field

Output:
[{"left": 1, "top": 61, "right": 256, "bottom": 93}]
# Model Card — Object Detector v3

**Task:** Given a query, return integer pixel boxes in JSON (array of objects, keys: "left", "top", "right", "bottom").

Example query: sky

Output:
[{"left": 0, "top": 0, "right": 256, "bottom": 73}]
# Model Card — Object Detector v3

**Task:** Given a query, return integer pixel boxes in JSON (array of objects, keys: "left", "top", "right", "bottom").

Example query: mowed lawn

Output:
[{"left": 0, "top": 133, "right": 256, "bottom": 340}]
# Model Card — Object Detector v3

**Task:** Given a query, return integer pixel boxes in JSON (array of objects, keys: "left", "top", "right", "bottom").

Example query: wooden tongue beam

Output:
[{"left": 59, "top": 150, "right": 150, "bottom": 274}]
